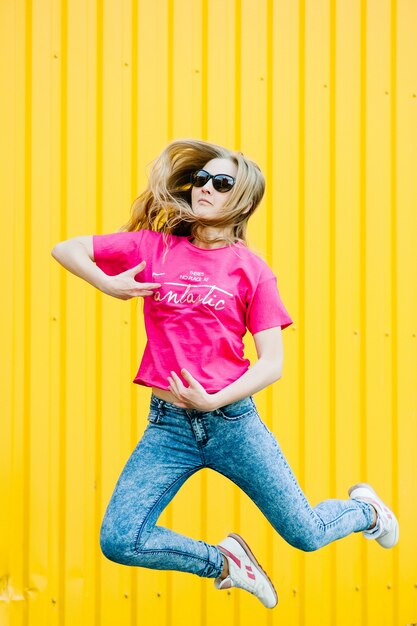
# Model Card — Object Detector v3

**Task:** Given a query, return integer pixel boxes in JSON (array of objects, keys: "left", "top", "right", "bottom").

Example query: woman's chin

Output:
[{"left": 192, "top": 208, "right": 214, "bottom": 219}]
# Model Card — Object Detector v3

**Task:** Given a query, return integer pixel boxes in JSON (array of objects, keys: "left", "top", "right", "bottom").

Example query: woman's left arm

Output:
[{"left": 167, "top": 326, "right": 283, "bottom": 410}]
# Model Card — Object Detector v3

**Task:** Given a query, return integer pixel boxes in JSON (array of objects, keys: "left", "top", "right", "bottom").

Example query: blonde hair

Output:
[{"left": 120, "top": 138, "right": 265, "bottom": 248}]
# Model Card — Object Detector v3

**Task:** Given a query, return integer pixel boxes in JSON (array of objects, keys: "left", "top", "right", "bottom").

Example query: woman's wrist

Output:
[
  {"left": 209, "top": 360, "right": 281, "bottom": 411},
  {"left": 208, "top": 391, "right": 227, "bottom": 411}
]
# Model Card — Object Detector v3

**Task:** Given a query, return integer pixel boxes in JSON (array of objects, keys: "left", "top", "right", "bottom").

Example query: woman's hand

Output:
[
  {"left": 99, "top": 260, "right": 161, "bottom": 300},
  {"left": 167, "top": 370, "right": 216, "bottom": 411}
]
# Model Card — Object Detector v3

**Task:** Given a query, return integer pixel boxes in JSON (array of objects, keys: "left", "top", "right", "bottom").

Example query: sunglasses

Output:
[{"left": 190, "top": 169, "right": 236, "bottom": 193}]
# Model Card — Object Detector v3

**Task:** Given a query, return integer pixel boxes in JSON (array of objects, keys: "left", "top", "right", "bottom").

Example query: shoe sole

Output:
[{"left": 227, "top": 532, "right": 278, "bottom": 607}]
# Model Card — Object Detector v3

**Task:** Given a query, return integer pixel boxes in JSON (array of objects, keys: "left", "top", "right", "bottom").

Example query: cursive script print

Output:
[{"left": 153, "top": 282, "right": 234, "bottom": 311}]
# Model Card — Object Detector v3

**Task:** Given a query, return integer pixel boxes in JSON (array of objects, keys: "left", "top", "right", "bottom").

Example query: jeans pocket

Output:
[{"left": 216, "top": 401, "right": 257, "bottom": 421}]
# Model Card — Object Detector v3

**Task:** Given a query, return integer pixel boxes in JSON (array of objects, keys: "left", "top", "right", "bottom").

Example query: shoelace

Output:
[{"left": 361, "top": 498, "right": 393, "bottom": 538}]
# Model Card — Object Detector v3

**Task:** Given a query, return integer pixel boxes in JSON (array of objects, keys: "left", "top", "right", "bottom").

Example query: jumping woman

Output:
[{"left": 51, "top": 138, "right": 399, "bottom": 608}]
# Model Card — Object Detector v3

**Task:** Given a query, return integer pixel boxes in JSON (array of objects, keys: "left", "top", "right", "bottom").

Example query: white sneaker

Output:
[
  {"left": 214, "top": 532, "right": 278, "bottom": 608},
  {"left": 348, "top": 483, "right": 399, "bottom": 548}
]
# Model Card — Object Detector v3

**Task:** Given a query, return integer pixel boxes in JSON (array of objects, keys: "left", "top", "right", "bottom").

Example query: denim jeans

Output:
[{"left": 100, "top": 394, "right": 374, "bottom": 578}]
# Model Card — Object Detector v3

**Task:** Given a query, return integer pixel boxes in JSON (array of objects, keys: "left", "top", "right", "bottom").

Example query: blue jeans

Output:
[{"left": 100, "top": 394, "right": 374, "bottom": 578}]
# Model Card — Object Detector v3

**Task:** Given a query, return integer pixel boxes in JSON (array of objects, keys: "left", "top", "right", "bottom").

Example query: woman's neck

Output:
[{"left": 190, "top": 227, "right": 235, "bottom": 249}]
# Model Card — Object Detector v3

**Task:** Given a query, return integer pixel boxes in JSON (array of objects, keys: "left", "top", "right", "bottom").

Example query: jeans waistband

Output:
[{"left": 150, "top": 393, "right": 255, "bottom": 415}]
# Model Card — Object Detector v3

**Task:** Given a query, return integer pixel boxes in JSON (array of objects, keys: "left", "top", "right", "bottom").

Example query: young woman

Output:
[{"left": 51, "top": 139, "right": 399, "bottom": 609}]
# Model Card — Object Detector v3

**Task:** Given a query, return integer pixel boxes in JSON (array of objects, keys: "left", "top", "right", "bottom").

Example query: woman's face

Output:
[{"left": 190, "top": 158, "right": 237, "bottom": 218}]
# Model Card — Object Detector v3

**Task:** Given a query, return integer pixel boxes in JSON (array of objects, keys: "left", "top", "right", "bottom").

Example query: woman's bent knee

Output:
[
  {"left": 287, "top": 533, "right": 324, "bottom": 553},
  {"left": 100, "top": 525, "right": 136, "bottom": 565},
  {"left": 100, "top": 531, "right": 121, "bottom": 563}
]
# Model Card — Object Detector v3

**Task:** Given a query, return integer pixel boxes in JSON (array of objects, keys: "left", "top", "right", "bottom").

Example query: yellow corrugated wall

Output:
[{"left": 1, "top": 0, "right": 416, "bottom": 624}]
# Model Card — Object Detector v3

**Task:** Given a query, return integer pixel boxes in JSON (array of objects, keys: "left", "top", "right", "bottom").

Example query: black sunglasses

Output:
[{"left": 190, "top": 169, "right": 236, "bottom": 193}]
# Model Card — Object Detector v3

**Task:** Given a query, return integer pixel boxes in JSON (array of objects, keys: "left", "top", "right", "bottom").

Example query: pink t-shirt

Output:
[{"left": 93, "top": 229, "right": 293, "bottom": 393}]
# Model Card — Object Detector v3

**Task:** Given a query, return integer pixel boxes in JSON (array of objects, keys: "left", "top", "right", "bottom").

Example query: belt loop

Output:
[{"left": 157, "top": 399, "right": 165, "bottom": 418}]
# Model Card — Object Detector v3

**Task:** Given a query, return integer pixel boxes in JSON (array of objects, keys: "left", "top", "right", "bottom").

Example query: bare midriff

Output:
[{"left": 151, "top": 387, "right": 179, "bottom": 403}]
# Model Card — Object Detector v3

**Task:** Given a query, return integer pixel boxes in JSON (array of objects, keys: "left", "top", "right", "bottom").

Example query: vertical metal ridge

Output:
[
  {"left": 265, "top": 0, "right": 274, "bottom": 589},
  {"left": 129, "top": 304, "right": 138, "bottom": 626},
  {"left": 200, "top": 470, "right": 207, "bottom": 626},
  {"left": 232, "top": 0, "right": 242, "bottom": 616},
  {"left": 265, "top": 0, "right": 274, "bottom": 270},
  {"left": 201, "top": 0, "right": 208, "bottom": 140},
  {"left": 58, "top": 0, "right": 68, "bottom": 623},
  {"left": 130, "top": 0, "right": 138, "bottom": 239},
  {"left": 130, "top": 0, "right": 139, "bottom": 622},
  {"left": 390, "top": 0, "right": 399, "bottom": 621},
  {"left": 200, "top": 3, "right": 208, "bottom": 620},
  {"left": 8, "top": 0, "right": 18, "bottom": 594},
  {"left": 167, "top": 0, "right": 173, "bottom": 141},
  {"left": 166, "top": 1, "right": 174, "bottom": 616},
  {"left": 329, "top": 0, "right": 337, "bottom": 624},
  {"left": 94, "top": 1, "right": 103, "bottom": 623},
  {"left": 94, "top": 303, "right": 103, "bottom": 626},
  {"left": 234, "top": 0, "right": 241, "bottom": 150},
  {"left": 298, "top": 1, "right": 306, "bottom": 623},
  {"left": 23, "top": 1, "right": 32, "bottom": 624},
  {"left": 359, "top": 1, "right": 368, "bottom": 623},
  {"left": 130, "top": 0, "right": 139, "bottom": 464},
  {"left": 10, "top": 0, "right": 19, "bottom": 602}
]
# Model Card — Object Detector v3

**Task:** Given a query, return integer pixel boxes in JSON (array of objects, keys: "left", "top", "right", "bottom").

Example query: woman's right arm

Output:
[{"left": 51, "top": 236, "right": 161, "bottom": 300}]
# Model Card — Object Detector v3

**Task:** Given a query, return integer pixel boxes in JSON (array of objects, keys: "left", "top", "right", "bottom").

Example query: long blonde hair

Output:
[{"left": 120, "top": 138, "right": 265, "bottom": 247}]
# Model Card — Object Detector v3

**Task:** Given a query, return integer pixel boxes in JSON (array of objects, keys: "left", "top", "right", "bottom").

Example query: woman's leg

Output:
[
  {"left": 100, "top": 398, "right": 223, "bottom": 578},
  {"left": 205, "top": 400, "right": 374, "bottom": 552}
]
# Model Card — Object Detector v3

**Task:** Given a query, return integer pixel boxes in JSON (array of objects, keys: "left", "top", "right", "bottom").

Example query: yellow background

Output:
[{"left": 1, "top": 0, "right": 416, "bottom": 625}]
